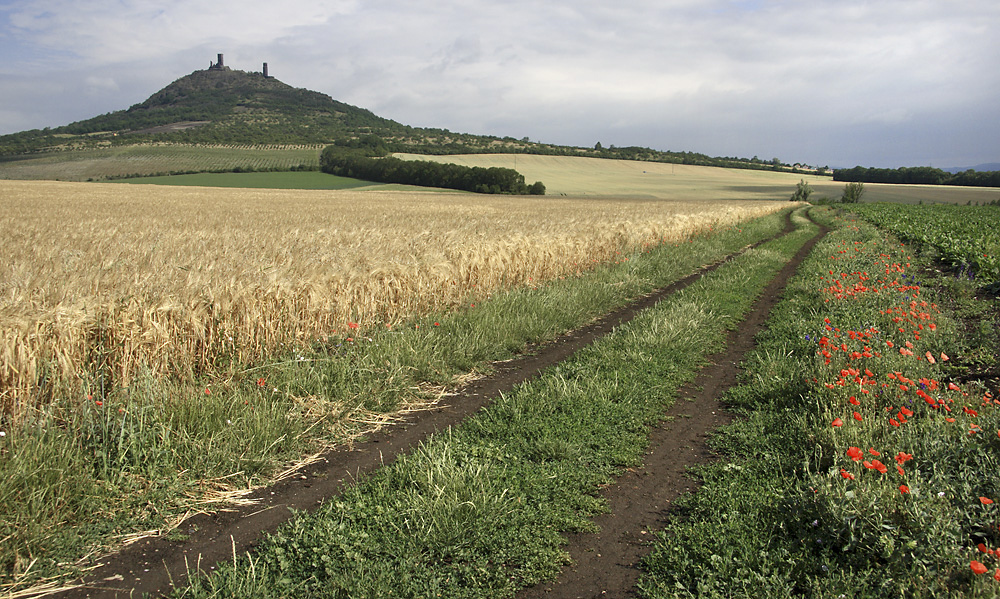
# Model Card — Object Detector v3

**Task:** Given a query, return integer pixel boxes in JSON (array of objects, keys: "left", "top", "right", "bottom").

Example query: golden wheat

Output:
[{"left": 0, "top": 180, "right": 784, "bottom": 421}]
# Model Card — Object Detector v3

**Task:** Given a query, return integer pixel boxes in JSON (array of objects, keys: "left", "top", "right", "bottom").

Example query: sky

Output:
[{"left": 1, "top": 0, "right": 998, "bottom": 169}]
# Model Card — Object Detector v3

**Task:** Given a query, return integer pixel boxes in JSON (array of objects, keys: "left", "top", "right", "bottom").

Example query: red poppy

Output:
[
  {"left": 868, "top": 448, "right": 880, "bottom": 456},
  {"left": 846, "top": 446, "right": 863, "bottom": 461},
  {"left": 853, "top": 411, "right": 863, "bottom": 421},
  {"left": 832, "top": 418, "right": 844, "bottom": 427},
  {"left": 256, "top": 377, "right": 267, "bottom": 387},
  {"left": 347, "top": 322, "right": 360, "bottom": 330},
  {"left": 980, "top": 497, "right": 995, "bottom": 505},
  {"left": 899, "top": 485, "right": 909, "bottom": 494},
  {"left": 895, "top": 452, "right": 913, "bottom": 464},
  {"left": 971, "top": 560, "right": 989, "bottom": 575},
  {"left": 840, "top": 469, "right": 855, "bottom": 480}
]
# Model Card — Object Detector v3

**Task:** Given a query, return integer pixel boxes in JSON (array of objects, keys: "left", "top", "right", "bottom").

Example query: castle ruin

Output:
[{"left": 209, "top": 53, "right": 271, "bottom": 78}]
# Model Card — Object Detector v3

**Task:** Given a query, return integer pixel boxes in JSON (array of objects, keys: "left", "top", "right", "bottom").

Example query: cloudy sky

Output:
[{"left": 1, "top": 0, "right": 997, "bottom": 169}]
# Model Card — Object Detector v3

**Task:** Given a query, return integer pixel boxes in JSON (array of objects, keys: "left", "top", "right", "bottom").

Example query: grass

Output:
[
  {"left": 0, "top": 204, "right": 793, "bottom": 594},
  {"left": 166, "top": 207, "right": 819, "bottom": 598},
  {"left": 638, "top": 206, "right": 1000, "bottom": 598}
]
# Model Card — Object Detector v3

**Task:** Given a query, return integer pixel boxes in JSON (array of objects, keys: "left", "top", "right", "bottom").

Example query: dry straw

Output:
[{"left": 0, "top": 180, "right": 782, "bottom": 422}]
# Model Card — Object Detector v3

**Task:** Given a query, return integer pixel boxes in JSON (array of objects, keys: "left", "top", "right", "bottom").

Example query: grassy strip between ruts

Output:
[
  {"left": 639, "top": 206, "right": 1000, "bottom": 598},
  {"left": 168, "top": 209, "right": 818, "bottom": 597},
  {"left": 1, "top": 207, "right": 792, "bottom": 593}
]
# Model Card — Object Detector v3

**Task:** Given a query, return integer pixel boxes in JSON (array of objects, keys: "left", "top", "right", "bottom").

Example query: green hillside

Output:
[{"left": 0, "top": 61, "right": 829, "bottom": 180}]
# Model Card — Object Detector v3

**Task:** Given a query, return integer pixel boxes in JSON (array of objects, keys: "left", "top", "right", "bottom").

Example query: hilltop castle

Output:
[{"left": 209, "top": 53, "right": 270, "bottom": 78}]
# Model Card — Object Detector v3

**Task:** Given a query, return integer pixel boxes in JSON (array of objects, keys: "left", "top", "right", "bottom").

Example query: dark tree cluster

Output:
[
  {"left": 834, "top": 165, "right": 1000, "bottom": 188},
  {"left": 320, "top": 144, "right": 545, "bottom": 195}
]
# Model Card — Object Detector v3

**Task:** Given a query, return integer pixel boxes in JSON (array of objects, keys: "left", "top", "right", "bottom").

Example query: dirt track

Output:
[{"left": 58, "top": 211, "right": 823, "bottom": 598}]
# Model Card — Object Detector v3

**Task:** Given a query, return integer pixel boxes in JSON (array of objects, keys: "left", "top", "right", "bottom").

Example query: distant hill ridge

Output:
[{"left": 0, "top": 54, "right": 824, "bottom": 175}]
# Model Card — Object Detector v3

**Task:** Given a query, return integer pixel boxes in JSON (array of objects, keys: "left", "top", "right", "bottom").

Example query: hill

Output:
[
  {"left": 0, "top": 56, "right": 827, "bottom": 178},
  {"left": 0, "top": 66, "right": 399, "bottom": 153}
]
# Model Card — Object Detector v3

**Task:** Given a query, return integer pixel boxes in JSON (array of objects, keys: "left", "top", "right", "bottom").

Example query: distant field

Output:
[
  {"left": 0, "top": 143, "right": 323, "bottom": 181},
  {"left": 395, "top": 153, "right": 1000, "bottom": 204},
  {"left": 115, "top": 171, "right": 371, "bottom": 190},
  {"left": 3, "top": 144, "right": 997, "bottom": 203}
]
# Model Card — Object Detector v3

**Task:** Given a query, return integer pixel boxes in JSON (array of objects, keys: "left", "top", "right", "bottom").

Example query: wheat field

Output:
[{"left": 0, "top": 179, "right": 785, "bottom": 421}]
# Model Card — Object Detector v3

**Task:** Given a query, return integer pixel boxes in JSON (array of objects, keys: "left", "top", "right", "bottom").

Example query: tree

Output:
[
  {"left": 841, "top": 181, "right": 865, "bottom": 203},
  {"left": 790, "top": 179, "right": 813, "bottom": 202}
]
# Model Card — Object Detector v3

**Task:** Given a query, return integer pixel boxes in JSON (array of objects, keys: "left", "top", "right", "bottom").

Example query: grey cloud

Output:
[{"left": 0, "top": 0, "right": 997, "bottom": 168}]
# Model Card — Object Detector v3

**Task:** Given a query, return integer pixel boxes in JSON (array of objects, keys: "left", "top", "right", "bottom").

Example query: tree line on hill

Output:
[
  {"left": 834, "top": 165, "right": 1000, "bottom": 188},
  {"left": 320, "top": 137, "right": 546, "bottom": 195}
]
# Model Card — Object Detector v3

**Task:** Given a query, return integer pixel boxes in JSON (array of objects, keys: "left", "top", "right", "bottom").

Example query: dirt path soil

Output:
[
  {"left": 58, "top": 213, "right": 810, "bottom": 598},
  {"left": 518, "top": 217, "right": 828, "bottom": 599}
]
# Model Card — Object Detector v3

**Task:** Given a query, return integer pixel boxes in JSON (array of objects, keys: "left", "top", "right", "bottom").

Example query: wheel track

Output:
[
  {"left": 518, "top": 211, "right": 829, "bottom": 598},
  {"left": 57, "top": 210, "right": 805, "bottom": 598}
]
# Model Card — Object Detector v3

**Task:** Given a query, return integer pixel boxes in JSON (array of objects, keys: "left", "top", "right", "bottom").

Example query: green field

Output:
[{"left": 0, "top": 144, "right": 323, "bottom": 181}]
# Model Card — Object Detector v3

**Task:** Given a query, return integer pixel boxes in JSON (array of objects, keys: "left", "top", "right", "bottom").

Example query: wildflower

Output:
[
  {"left": 347, "top": 322, "right": 359, "bottom": 330},
  {"left": 840, "top": 469, "right": 855, "bottom": 480},
  {"left": 971, "top": 560, "right": 989, "bottom": 575},
  {"left": 256, "top": 378, "right": 267, "bottom": 387},
  {"left": 895, "top": 451, "right": 913, "bottom": 464},
  {"left": 899, "top": 485, "right": 909, "bottom": 494},
  {"left": 853, "top": 411, "right": 863, "bottom": 421},
  {"left": 868, "top": 447, "right": 880, "bottom": 456},
  {"left": 980, "top": 497, "right": 994, "bottom": 505},
  {"left": 847, "top": 446, "right": 863, "bottom": 461},
  {"left": 832, "top": 418, "right": 844, "bottom": 427}
]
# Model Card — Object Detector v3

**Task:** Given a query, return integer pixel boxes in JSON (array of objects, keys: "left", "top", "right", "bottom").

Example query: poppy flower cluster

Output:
[{"left": 812, "top": 234, "right": 1000, "bottom": 581}]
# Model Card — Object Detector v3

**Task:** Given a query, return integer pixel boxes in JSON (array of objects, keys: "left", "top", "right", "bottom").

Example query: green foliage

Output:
[
  {"left": 844, "top": 203, "right": 1000, "bottom": 286},
  {"left": 791, "top": 179, "right": 813, "bottom": 202},
  {"left": 320, "top": 143, "right": 542, "bottom": 194},
  {"left": 835, "top": 165, "right": 1000, "bottom": 188},
  {"left": 841, "top": 181, "right": 865, "bottom": 203}
]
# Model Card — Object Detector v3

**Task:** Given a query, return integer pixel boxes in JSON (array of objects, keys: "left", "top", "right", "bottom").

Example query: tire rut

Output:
[
  {"left": 57, "top": 211, "right": 803, "bottom": 598},
  {"left": 517, "top": 212, "right": 829, "bottom": 599}
]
